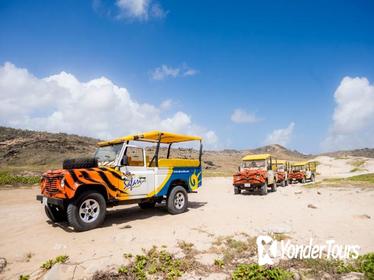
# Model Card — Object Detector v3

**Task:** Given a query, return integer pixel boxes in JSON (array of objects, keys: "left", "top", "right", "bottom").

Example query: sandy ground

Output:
[
  {"left": 316, "top": 155, "right": 374, "bottom": 179},
  {"left": 0, "top": 172, "right": 374, "bottom": 279}
]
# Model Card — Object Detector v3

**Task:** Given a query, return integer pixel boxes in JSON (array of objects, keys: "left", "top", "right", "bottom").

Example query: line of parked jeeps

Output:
[{"left": 232, "top": 153, "right": 317, "bottom": 195}]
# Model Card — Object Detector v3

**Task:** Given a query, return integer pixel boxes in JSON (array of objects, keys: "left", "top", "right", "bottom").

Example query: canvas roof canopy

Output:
[
  {"left": 242, "top": 153, "right": 272, "bottom": 161},
  {"left": 98, "top": 130, "right": 202, "bottom": 146}
]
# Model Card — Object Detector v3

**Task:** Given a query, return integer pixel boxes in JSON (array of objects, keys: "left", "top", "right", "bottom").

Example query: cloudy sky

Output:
[{"left": 1, "top": 1, "right": 374, "bottom": 153}]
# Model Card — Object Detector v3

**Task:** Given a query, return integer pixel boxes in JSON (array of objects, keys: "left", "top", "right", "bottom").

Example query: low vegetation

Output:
[
  {"left": 306, "top": 173, "right": 374, "bottom": 188},
  {"left": 232, "top": 264, "right": 293, "bottom": 280},
  {"left": 0, "top": 171, "right": 40, "bottom": 186},
  {"left": 279, "top": 252, "right": 374, "bottom": 279},
  {"left": 41, "top": 255, "right": 69, "bottom": 270}
]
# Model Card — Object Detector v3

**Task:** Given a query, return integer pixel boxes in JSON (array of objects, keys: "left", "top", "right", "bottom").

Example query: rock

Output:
[
  {"left": 317, "top": 191, "right": 321, "bottom": 195},
  {"left": 0, "top": 257, "right": 7, "bottom": 273},
  {"left": 321, "top": 272, "right": 333, "bottom": 279},
  {"left": 294, "top": 191, "right": 303, "bottom": 195},
  {"left": 354, "top": 214, "right": 371, "bottom": 220},
  {"left": 42, "top": 263, "right": 76, "bottom": 280},
  {"left": 307, "top": 204, "right": 317, "bottom": 209},
  {"left": 340, "top": 272, "right": 365, "bottom": 280},
  {"left": 289, "top": 268, "right": 301, "bottom": 280}
]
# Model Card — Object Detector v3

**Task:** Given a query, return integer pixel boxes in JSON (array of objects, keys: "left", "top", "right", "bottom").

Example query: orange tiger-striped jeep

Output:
[{"left": 36, "top": 131, "right": 203, "bottom": 231}]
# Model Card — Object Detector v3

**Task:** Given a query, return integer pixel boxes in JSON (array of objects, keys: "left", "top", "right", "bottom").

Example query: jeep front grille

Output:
[{"left": 45, "top": 177, "right": 60, "bottom": 194}]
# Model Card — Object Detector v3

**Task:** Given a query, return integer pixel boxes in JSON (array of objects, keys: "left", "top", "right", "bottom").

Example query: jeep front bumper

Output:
[{"left": 36, "top": 195, "right": 64, "bottom": 207}]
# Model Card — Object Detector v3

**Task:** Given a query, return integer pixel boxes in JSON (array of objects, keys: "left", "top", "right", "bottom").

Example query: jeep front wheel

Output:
[
  {"left": 45, "top": 205, "right": 66, "bottom": 222},
  {"left": 67, "top": 191, "right": 106, "bottom": 232},
  {"left": 167, "top": 186, "right": 188, "bottom": 214},
  {"left": 271, "top": 182, "right": 277, "bottom": 192},
  {"left": 234, "top": 186, "right": 241, "bottom": 194},
  {"left": 259, "top": 182, "right": 268, "bottom": 195}
]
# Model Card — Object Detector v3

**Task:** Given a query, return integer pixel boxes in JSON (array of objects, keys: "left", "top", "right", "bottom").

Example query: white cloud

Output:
[
  {"left": 116, "top": 0, "right": 166, "bottom": 21},
  {"left": 160, "top": 99, "right": 173, "bottom": 110},
  {"left": 230, "top": 109, "right": 260, "bottom": 124},
  {"left": 323, "top": 76, "right": 374, "bottom": 150},
  {"left": 150, "top": 64, "right": 198, "bottom": 81},
  {"left": 264, "top": 122, "right": 295, "bottom": 146},
  {"left": 0, "top": 62, "right": 217, "bottom": 148}
]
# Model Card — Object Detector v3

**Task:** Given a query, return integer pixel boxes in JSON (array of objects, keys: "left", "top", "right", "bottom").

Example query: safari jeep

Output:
[
  {"left": 273, "top": 159, "right": 290, "bottom": 187},
  {"left": 289, "top": 161, "right": 316, "bottom": 184},
  {"left": 36, "top": 131, "right": 203, "bottom": 231},
  {"left": 232, "top": 154, "right": 277, "bottom": 195}
]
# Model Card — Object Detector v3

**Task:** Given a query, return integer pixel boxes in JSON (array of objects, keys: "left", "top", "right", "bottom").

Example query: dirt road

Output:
[{"left": 0, "top": 178, "right": 374, "bottom": 279}]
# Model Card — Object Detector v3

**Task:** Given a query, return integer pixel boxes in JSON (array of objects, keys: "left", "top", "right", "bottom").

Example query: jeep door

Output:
[{"left": 119, "top": 146, "right": 155, "bottom": 197}]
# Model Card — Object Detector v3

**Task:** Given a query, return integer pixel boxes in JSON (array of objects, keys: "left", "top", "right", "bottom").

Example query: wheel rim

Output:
[
  {"left": 174, "top": 192, "right": 185, "bottom": 210},
  {"left": 79, "top": 199, "right": 100, "bottom": 223}
]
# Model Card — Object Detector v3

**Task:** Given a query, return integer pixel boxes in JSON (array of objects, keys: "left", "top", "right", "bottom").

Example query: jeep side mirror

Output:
[{"left": 121, "top": 155, "right": 129, "bottom": 166}]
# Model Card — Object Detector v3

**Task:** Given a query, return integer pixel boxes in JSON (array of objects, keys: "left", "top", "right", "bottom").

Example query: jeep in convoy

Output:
[
  {"left": 289, "top": 161, "right": 316, "bottom": 184},
  {"left": 273, "top": 159, "right": 290, "bottom": 187},
  {"left": 232, "top": 154, "right": 277, "bottom": 195},
  {"left": 36, "top": 131, "right": 203, "bottom": 231}
]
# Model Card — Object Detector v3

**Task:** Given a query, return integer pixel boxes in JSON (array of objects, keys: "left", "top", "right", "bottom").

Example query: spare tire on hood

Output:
[{"left": 63, "top": 157, "right": 98, "bottom": 169}]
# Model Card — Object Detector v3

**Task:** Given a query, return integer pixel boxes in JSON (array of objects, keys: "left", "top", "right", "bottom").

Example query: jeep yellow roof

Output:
[
  {"left": 98, "top": 130, "right": 202, "bottom": 146},
  {"left": 276, "top": 160, "right": 287, "bottom": 164},
  {"left": 242, "top": 153, "right": 271, "bottom": 161},
  {"left": 291, "top": 161, "right": 308, "bottom": 166}
]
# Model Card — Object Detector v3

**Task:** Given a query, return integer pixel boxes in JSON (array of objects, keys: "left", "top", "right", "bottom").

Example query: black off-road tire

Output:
[
  {"left": 138, "top": 201, "right": 156, "bottom": 209},
  {"left": 281, "top": 180, "right": 286, "bottom": 187},
  {"left": 285, "top": 179, "right": 289, "bottom": 186},
  {"left": 234, "top": 186, "right": 241, "bottom": 194},
  {"left": 167, "top": 186, "right": 188, "bottom": 215},
  {"left": 311, "top": 174, "right": 315, "bottom": 182},
  {"left": 67, "top": 191, "right": 106, "bottom": 232},
  {"left": 259, "top": 182, "right": 268, "bottom": 195},
  {"left": 302, "top": 177, "right": 306, "bottom": 184},
  {"left": 271, "top": 182, "right": 277, "bottom": 192},
  {"left": 63, "top": 157, "right": 98, "bottom": 170},
  {"left": 45, "top": 205, "right": 66, "bottom": 222}
]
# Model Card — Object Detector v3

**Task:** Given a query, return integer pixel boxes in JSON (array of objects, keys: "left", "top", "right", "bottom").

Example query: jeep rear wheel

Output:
[
  {"left": 234, "top": 186, "right": 241, "bottom": 194},
  {"left": 67, "top": 191, "right": 106, "bottom": 232},
  {"left": 281, "top": 180, "right": 286, "bottom": 187},
  {"left": 311, "top": 174, "right": 315, "bottom": 182},
  {"left": 259, "top": 182, "right": 268, "bottom": 195},
  {"left": 167, "top": 186, "right": 188, "bottom": 214},
  {"left": 45, "top": 205, "right": 66, "bottom": 222},
  {"left": 302, "top": 177, "right": 306, "bottom": 184}
]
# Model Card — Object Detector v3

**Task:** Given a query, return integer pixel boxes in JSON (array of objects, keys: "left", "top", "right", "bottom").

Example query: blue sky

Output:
[{"left": 1, "top": 0, "right": 374, "bottom": 153}]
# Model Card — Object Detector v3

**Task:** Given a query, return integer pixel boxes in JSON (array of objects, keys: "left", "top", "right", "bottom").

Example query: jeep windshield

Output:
[
  {"left": 277, "top": 164, "right": 285, "bottom": 171},
  {"left": 292, "top": 166, "right": 304, "bottom": 171},
  {"left": 94, "top": 143, "right": 123, "bottom": 165},
  {"left": 242, "top": 160, "right": 266, "bottom": 170}
]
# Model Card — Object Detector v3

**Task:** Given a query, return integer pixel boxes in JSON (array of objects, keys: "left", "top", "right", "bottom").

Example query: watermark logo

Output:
[{"left": 256, "top": 235, "right": 360, "bottom": 265}]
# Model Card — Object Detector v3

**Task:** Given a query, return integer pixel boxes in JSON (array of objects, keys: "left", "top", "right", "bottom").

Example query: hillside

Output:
[
  {"left": 0, "top": 126, "right": 309, "bottom": 176},
  {"left": 322, "top": 148, "right": 374, "bottom": 159}
]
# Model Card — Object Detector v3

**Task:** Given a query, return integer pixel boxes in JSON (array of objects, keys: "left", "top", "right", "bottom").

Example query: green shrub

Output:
[
  {"left": 357, "top": 253, "right": 374, "bottom": 279},
  {"left": 19, "top": 275, "right": 30, "bottom": 280},
  {"left": 41, "top": 255, "right": 69, "bottom": 270},
  {"left": 232, "top": 264, "right": 293, "bottom": 280},
  {"left": 0, "top": 171, "right": 40, "bottom": 185}
]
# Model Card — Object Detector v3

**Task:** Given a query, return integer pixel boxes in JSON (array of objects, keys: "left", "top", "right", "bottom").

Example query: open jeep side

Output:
[
  {"left": 273, "top": 159, "right": 290, "bottom": 187},
  {"left": 289, "top": 161, "right": 316, "bottom": 184},
  {"left": 232, "top": 154, "right": 277, "bottom": 195},
  {"left": 36, "top": 131, "right": 203, "bottom": 231}
]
